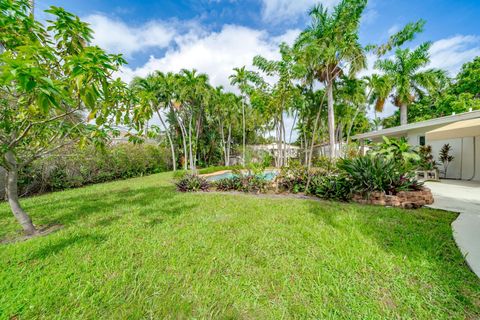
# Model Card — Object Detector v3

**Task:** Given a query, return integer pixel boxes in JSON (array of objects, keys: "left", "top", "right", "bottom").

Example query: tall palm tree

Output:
[
  {"left": 295, "top": 0, "right": 367, "bottom": 158},
  {"left": 229, "top": 67, "right": 250, "bottom": 166},
  {"left": 130, "top": 74, "right": 177, "bottom": 171},
  {"left": 374, "top": 42, "right": 444, "bottom": 125},
  {"left": 177, "top": 69, "right": 211, "bottom": 170},
  {"left": 364, "top": 74, "right": 393, "bottom": 121}
]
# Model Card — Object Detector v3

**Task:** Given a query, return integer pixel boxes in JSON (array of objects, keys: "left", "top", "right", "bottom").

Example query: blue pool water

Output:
[{"left": 206, "top": 170, "right": 278, "bottom": 182}]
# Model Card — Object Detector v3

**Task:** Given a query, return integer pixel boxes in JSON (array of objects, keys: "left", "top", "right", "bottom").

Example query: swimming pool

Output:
[{"left": 205, "top": 170, "right": 278, "bottom": 182}]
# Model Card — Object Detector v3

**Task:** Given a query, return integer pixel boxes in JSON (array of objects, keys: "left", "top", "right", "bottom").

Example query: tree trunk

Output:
[
  {"left": 188, "top": 115, "right": 195, "bottom": 170},
  {"left": 400, "top": 103, "right": 408, "bottom": 126},
  {"left": 281, "top": 113, "right": 287, "bottom": 166},
  {"left": 242, "top": 99, "right": 246, "bottom": 166},
  {"left": 219, "top": 120, "right": 228, "bottom": 166},
  {"left": 156, "top": 110, "right": 176, "bottom": 171},
  {"left": 326, "top": 80, "right": 336, "bottom": 159},
  {"left": 227, "top": 124, "right": 232, "bottom": 166},
  {"left": 5, "top": 151, "right": 36, "bottom": 235},
  {"left": 174, "top": 110, "right": 188, "bottom": 170}
]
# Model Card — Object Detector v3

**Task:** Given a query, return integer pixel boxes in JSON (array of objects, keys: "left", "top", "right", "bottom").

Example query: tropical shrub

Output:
[
  {"left": 312, "top": 156, "right": 339, "bottom": 174},
  {"left": 213, "top": 177, "right": 242, "bottom": 191},
  {"left": 175, "top": 174, "right": 210, "bottom": 192},
  {"left": 309, "top": 174, "right": 352, "bottom": 201},
  {"left": 418, "top": 145, "right": 437, "bottom": 170},
  {"left": 439, "top": 143, "right": 455, "bottom": 178},
  {"left": 276, "top": 160, "right": 310, "bottom": 193},
  {"left": 16, "top": 144, "right": 170, "bottom": 197},
  {"left": 338, "top": 155, "right": 422, "bottom": 196},
  {"left": 370, "top": 137, "right": 420, "bottom": 169}
]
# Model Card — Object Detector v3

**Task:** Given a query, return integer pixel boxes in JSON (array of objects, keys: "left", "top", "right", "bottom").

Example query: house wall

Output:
[{"left": 406, "top": 127, "right": 480, "bottom": 181}]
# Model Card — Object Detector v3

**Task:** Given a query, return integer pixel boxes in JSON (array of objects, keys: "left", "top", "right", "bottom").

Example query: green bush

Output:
[
  {"left": 212, "top": 171, "right": 269, "bottom": 193},
  {"left": 175, "top": 174, "right": 210, "bottom": 192},
  {"left": 309, "top": 174, "right": 352, "bottom": 201},
  {"left": 276, "top": 160, "right": 310, "bottom": 193},
  {"left": 338, "top": 155, "right": 422, "bottom": 196},
  {"left": 18, "top": 143, "right": 170, "bottom": 196}
]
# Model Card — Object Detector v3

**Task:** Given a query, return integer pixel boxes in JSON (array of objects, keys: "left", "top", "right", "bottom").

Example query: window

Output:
[{"left": 419, "top": 135, "right": 426, "bottom": 146}]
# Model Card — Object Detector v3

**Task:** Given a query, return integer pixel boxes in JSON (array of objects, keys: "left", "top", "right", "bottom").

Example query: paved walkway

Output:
[{"left": 426, "top": 180, "right": 480, "bottom": 278}]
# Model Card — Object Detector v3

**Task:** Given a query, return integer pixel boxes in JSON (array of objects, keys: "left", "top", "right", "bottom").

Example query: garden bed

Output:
[{"left": 352, "top": 187, "right": 434, "bottom": 209}]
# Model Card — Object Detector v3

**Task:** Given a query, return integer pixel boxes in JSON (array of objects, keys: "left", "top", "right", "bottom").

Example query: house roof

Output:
[
  {"left": 352, "top": 110, "right": 480, "bottom": 140},
  {"left": 426, "top": 118, "right": 480, "bottom": 141}
]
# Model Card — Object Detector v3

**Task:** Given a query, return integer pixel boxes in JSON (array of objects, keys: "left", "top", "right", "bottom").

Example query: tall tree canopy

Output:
[{"left": 0, "top": 0, "right": 129, "bottom": 234}]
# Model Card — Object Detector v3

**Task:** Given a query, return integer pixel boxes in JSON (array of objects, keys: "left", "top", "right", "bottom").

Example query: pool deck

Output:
[{"left": 200, "top": 170, "right": 232, "bottom": 178}]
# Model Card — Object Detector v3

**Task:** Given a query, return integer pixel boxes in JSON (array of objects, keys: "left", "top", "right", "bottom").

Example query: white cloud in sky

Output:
[
  {"left": 428, "top": 35, "right": 480, "bottom": 76},
  {"left": 85, "top": 13, "right": 480, "bottom": 133},
  {"left": 261, "top": 0, "right": 339, "bottom": 23},
  {"left": 118, "top": 24, "right": 300, "bottom": 91},
  {"left": 84, "top": 14, "right": 177, "bottom": 57}
]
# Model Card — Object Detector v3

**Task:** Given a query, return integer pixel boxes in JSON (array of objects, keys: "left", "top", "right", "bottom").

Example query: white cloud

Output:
[
  {"left": 118, "top": 25, "right": 299, "bottom": 91},
  {"left": 84, "top": 14, "right": 176, "bottom": 57},
  {"left": 261, "top": 0, "right": 339, "bottom": 23},
  {"left": 428, "top": 35, "right": 480, "bottom": 76}
]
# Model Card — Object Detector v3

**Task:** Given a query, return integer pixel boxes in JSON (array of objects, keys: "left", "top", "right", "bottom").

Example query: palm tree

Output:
[
  {"left": 130, "top": 74, "right": 177, "bottom": 171},
  {"left": 253, "top": 44, "right": 298, "bottom": 167},
  {"left": 295, "top": 0, "right": 367, "bottom": 158},
  {"left": 374, "top": 42, "right": 445, "bottom": 125},
  {"left": 229, "top": 67, "right": 250, "bottom": 166},
  {"left": 177, "top": 69, "right": 211, "bottom": 170}
]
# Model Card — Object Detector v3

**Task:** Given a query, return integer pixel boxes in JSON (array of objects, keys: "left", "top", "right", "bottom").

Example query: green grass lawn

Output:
[{"left": 1, "top": 172, "right": 479, "bottom": 319}]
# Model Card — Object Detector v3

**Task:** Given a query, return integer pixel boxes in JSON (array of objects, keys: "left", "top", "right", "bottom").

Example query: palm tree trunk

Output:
[
  {"left": 242, "top": 99, "right": 246, "bottom": 166},
  {"left": 188, "top": 115, "right": 195, "bottom": 170},
  {"left": 176, "top": 113, "right": 189, "bottom": 170},
  {"left": 219, "top": 120, "right": 228, "bottom": 166},
  {"left": 155, "top": 110, "right": 176, "bottom": 171},
  {"left": 326, "top": 80, "right": 336, "bottom": 159},
  {"left": 227, "top": 124, "right": 232, "bottom": 166},
  {"left": 400, "top": 104, "right": 408, "bottom": 126},
  {"left": 281, "top": 113, "right": 287, "bottom": 166},
  {"left": 5, "top": 151, "right": 36, "bottom": 235}
]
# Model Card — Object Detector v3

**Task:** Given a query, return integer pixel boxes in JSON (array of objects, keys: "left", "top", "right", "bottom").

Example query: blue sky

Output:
[{"left": 36, "top": 0, "right": 480, "bottom": 122}]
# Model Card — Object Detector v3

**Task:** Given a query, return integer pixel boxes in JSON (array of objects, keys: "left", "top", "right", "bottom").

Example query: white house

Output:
[{"left": 352, "top": 110, "right": 480, "bottom": 181}]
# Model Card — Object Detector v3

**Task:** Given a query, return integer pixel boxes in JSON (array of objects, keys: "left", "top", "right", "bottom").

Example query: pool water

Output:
[{"left": 206, "top": 170, "right": 278, "bottom": 182}]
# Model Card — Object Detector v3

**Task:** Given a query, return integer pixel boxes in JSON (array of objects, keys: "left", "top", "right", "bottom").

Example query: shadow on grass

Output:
[
  {"left": 27, "top": 233, "right": 107, "bottom": 260},
  {"left": 0, "top": 184, "right": 198, "bottom": 238},
  {"left": 307, "top": 200, "right": 480, "bottom": 313}
]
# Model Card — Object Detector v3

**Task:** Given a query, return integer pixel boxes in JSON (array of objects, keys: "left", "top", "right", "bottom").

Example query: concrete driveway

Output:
[{"left": 426, "top": 180, "right": 480, "bottom": 278}]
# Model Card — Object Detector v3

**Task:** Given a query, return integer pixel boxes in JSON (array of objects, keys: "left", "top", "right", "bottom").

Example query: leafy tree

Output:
[
  {"left": 375, "top": 43, "right": 446, "bottom": 125},
  {"left": 229, "top": 67, "right": 259, "bottom": 165},
  {"left": 295, "top": 0, "right": 367, "bottom": 158},
  {"left": 253, "top": 43, "right": 300, "bottom": 167},
  {"left": 131, "top": 72, "right": 178, "bottom": 171},
  {"left": 452, "top": 56, "right": 480, "bottom": 97},
  {"left": 381, "top": 56, "right": 480, "bottom": 127},
  {"left": 0, "top": 1, "right": 129, "bottom": 234}
]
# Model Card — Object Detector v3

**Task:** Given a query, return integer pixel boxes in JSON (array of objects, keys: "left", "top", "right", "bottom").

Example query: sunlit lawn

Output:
[{"left": 1, "top": 172, "right": 479, "bottom": 319}]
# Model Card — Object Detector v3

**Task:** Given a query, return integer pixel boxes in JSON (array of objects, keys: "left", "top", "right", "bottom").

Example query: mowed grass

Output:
[{"left": 0, "top": 173, "right": 479, "bottom": 319}]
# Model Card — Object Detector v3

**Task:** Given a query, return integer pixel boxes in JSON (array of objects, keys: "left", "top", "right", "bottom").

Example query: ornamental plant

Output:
[{"left": 439, "top": 143, "right": 455, "bottom": 178}]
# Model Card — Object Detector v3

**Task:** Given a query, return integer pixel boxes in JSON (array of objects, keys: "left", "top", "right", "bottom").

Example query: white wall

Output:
[{"left": 415, "top": 131, "right": 480, "bottom": 181}]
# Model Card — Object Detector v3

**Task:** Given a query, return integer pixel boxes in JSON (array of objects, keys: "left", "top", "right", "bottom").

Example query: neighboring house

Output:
[
  {"left": 249, "top": 143, "right": 300, "bottom": 161},
  {"left": 111, "top": 128, "right": 158, "bottom": 145},
  {"left": 352, "top": 110, "right": 480, "bottom": 181}
]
